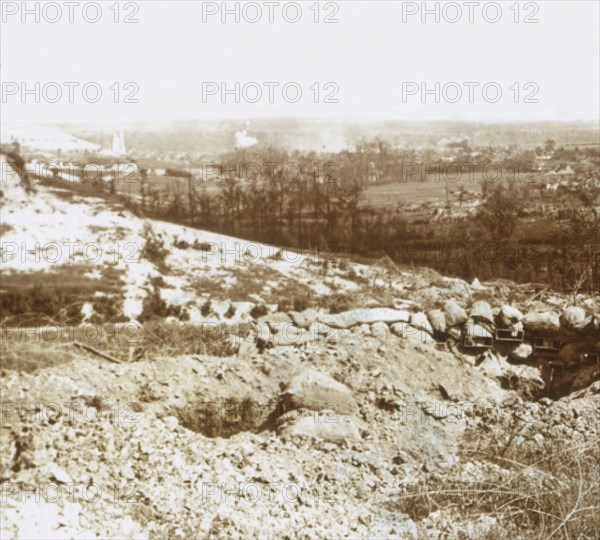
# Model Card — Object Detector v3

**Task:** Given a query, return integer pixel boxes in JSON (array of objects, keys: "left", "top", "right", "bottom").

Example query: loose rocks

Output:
[
  {"left": 510, "top": 343, "right": 533, "bottom": 362},
  {"left": 276, "top": 409, "right": 362, "bottom": 443}
]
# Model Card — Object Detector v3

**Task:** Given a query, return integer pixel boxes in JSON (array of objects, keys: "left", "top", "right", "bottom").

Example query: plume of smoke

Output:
[{"left": 235, "top": 130, "right": 258, "bottom": 149}]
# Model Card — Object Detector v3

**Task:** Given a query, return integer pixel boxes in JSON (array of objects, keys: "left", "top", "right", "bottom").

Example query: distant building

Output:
[
  {"left": 111, "top": 130, "right": 127, "bottom": 156},
  {"left": 547, "top": 165, "right": 575, "bottom": 179}
]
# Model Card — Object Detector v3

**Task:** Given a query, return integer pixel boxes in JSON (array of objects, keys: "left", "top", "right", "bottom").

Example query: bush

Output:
[
  {"left": 142, "top": 224, "right": 169, "bottom": 271},
  {"left": 347, "top": 267, "right": 366, "bottom": 283},
  {"left": 277, "top": 299, "right": 292, "bottom": 313},
  {"left": 197, "top": 242, "right": 215, "bottom": 252},
  {"left": 268, "top": 249, "right": 283, "bottom": 261},
  {"left": 200, "top": 299, "right": 213, "bottom": 317},
  {"left": 0, "top": 271, "right": 125, "bottom": 325},
  {"left": 250, "top": 304, "right": 268, "bottom": 319},
  {"left": 224, "top": 304, "right": 237, "bottom": 318},
  {"left": 327, "top": 294, "right": 352, "bottom": 314},
  {"left": 139, "top": 278, "right": 187, "bottom": 322},
  {"left": 173, "top": 237, "right": 190, "bottom": 249},
  {"left": 292, "top": 296, "right": 311, "bottom": 312}
]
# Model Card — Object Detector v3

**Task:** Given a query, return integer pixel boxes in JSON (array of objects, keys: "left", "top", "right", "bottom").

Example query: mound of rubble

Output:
[
  {"left": 1, "top": 176, "right": 598, "bottom": 538},
  {"left": 1, "top": 295, "right": 599, "bottom": 538},
  {"left": 252, "top": 299, "right": 599, "bottom": 398}
]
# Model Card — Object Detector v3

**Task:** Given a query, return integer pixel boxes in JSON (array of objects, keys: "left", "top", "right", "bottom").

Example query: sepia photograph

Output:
[{"left": 1, "top": 1, "right": 599, "bottom": 538}]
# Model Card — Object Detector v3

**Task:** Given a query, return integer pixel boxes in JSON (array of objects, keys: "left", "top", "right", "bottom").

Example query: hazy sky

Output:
[{"left": 1, "top": 0, "right": 599, "bottom": 126}]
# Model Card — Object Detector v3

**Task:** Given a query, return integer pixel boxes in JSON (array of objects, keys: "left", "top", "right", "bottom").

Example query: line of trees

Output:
[{"left": 134, "top": 144, "right": 599, "bottom": 294}]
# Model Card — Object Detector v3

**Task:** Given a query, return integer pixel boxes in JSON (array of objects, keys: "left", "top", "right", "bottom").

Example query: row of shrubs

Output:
[
  {"left": 1, "top": 283, "right": 126, "bottom": 325},
  {"left": 2, "top": 285, "right": 362, "bottom": 327}
]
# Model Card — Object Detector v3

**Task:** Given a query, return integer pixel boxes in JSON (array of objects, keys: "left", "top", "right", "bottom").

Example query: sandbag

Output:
[
  {"left": 444, "top": 300, "right": 468, "bottom": 327},
  {"left": 470, "top": 300, "right": 494, "bottom": 324},
  {"left": 497, "top": 305, "right": 524, "bottom": 328},
  {"left": 522, "top": 311, "right": 560, "bottom": 336}
]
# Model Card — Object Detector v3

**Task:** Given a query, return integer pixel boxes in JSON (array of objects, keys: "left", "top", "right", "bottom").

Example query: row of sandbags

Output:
[
  {"left": 427, "top": 300, "right": 598, "bottom": 362},
  {"left": 253, "top": 302, "right": 599, "bottom": 363}
]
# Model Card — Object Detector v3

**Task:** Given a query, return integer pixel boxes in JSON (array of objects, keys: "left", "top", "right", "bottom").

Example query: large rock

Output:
[
  {"left": 510, "top": 343, "right": 533, "bottom": 362},
  {"left": 470, "top": 300, "right": 494, "bottom": 324},
  {"left": 319, "top": 308, "right": 410, "bottom": 329},
  {"left": 444, "top": 301, "right": 468, "bottom": 327},
  {"left": 497, "top": 305, "right": 524, "bottom": 328},
  {"left": 276, "top": 410, "right": 361, "bottom": 443},
  {"left": 523, "top": 311, "right": 560, "bottom": 336},
  {"left": 370, "top": 321, "right": 390, "bottom": 339},
  {"left": 289, "top": 309, "right": 318, "bottom": 329},
  {"left": 280, "top": 369, "right": 358, "bottom": 416}
]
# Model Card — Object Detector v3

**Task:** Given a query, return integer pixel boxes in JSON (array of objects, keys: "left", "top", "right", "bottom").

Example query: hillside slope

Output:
[{"left": 1, "top": 167, "right": 598, "bottom": 539}]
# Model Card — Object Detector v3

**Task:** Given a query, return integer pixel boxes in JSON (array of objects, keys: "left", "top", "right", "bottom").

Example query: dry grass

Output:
[
  {"left": 0, "top": 342, "right": 85, "bottom": 372},
  {"left": 394, "top": 437, "right": 600, "bottom": 539},
  {"left": 0, "top": 267, "right": 126, "bottom": 324},
  {"left": 1, "top": 320, "right": 250, "bottom": 372},
  {"left": 132, "top": 321, "right": 249, "bottom": 359}
]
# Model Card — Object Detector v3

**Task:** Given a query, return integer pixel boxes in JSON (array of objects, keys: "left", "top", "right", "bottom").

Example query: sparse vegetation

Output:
[
  {"left": 395, "top": 434, "right": 600, "bottom": 539},
  {"left": 250, "top": 304, "right": 268, "bottom": 319},
  {"left": 134, "top": 320, "right": 249, "bottom": 359},
  {"left": 224, "top": 304, "right": 237, "bottom": 318},
  {"left": 118, "top": 137, "right": 598, "bottom": 294},
  {"left": 200, "top": 298, "right": 213, "bottom": 317},
  {"left": 0, "top": 268, "right": 125, "bottom": 324},
  {"left": 141, "top": 224, "right": 169, "bottom": 272},
  {"left": 327, "top": 293, "right": 353, "bottom": 314},
  {"left": 139, "top": 277, "right": 188, "bottom": 322}
]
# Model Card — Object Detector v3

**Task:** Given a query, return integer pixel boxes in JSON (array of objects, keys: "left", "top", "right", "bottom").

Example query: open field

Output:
[{"left": 363, "top": 178, "right": 481, "bottom": 208}]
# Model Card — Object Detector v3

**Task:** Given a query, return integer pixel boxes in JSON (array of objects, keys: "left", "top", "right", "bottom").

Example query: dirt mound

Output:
[{"left": 2, "top": 327, "right": 598, "bottom": 538}]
